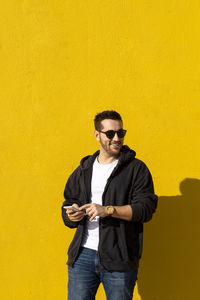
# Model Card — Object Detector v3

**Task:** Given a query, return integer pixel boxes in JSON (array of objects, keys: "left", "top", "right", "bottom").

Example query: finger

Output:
[
  {"left": 69, "top": 211, "right": 84, "bottom": 217},
  {"left": 85, "top": 208, "right": 93, "bottom": 215},
  {"left": 69, "top": 213, "right": 82, "bottom": 221},
  {"left": 77, "top": 215, "right": 85, "bottom": 221},
  {"left": 66, "top": 209, "right": 74, "bottom": 213},
  {"left": 67, "top": 209, "right": 77, "bottom": 215},
  {"left": 86, "top": 210, "right": 95, "bottom": 218},
  {"left": 79, "top": 204, "right": 92, "bottom": 210},
  {"left": 89, "top": 214, "right": 96, "bottom": 222},
  {"left": 70, "top": 217, "right": 80, "bottom": 222},
  {"left": 89, "top": 211, "right": 98, "bottom": 222},
  {"left": 72, "top": 203, "right": 79, "bottom": 209},
  {"left": 74, "top": 214, "right": 85, "bottom": 221},
  {"left": 85, "top": 205, "right": 95, "bottom": 213},
  {"left": 66, "top": 210, "right": 75, "bottom": 216}
]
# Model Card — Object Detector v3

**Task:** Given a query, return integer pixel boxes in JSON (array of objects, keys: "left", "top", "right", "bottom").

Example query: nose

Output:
[{"left": 113, "top": 132, "right": 120, "bottom": 141}]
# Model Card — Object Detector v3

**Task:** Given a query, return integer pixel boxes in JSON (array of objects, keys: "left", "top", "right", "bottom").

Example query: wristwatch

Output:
[{"left": 105, "top": 206, "right": 115, "bottom": 216}]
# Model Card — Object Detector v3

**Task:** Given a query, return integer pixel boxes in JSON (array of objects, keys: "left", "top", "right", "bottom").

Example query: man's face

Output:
[{"left": 94, "top": 119, "right": 125, "bottom": 157}]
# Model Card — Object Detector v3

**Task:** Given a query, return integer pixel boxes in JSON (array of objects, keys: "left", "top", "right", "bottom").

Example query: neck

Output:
[{"left": 97, "top": 151, "right": 119, "bottom": 165}]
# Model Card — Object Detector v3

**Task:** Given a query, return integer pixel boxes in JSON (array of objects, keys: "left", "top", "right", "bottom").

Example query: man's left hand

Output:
[{"left": 79, "top": 203, "right": 107, "bottom": 222}]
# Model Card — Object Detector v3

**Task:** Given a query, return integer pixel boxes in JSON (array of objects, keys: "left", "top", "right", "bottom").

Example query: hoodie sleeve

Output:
[
  {"left": 61, "top": 166, "right": 82, "bottom": 228},
  {"left": 130, "top": 161, "right": 158, "bottom": 223}
]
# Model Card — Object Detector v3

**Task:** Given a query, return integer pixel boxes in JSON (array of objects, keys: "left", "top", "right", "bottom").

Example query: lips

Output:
[{"left": 110, "top": 142, "right": 121, "bottom": 149}]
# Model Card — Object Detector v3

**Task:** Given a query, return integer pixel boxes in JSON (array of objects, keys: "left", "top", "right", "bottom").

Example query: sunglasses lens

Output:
[
  {"left": 106, "top": 130, "right": 115, "bottom": 139},
  {"left": 117, "top": 129, "right": 126, "bottom": 138}
]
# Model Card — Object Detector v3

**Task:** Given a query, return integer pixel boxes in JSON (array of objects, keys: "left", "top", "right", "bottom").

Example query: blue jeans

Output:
[{"left": 68, "top": 247, "right": 138, "bottom": 300}]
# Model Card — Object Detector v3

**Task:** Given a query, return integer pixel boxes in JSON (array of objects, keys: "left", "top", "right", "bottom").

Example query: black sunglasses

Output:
[{"left": 99, "top": 129, "right": 127, "bottom": 139}]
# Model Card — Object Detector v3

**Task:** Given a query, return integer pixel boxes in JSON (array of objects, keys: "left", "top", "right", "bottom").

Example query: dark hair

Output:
[{"left": 94, "top": 110, "right": 122, "bottom": 131}]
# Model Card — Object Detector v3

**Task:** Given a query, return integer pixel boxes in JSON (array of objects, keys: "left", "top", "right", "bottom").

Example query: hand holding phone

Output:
[{"left": 63, "top": 204, "right": 85, "bottom": 222}]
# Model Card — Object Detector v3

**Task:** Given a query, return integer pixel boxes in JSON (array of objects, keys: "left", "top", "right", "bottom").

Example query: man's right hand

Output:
[{"left": 65, "top": 204, "right": 85, "bottom": 222}]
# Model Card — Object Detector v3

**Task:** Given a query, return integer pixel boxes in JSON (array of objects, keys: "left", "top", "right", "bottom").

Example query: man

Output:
[{"left": 62, "top": 110, "right": 157, "bottom": 300}]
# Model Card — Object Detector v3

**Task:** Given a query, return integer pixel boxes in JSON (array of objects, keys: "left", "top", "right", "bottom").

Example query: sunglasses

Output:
[{"left": 99, "top": 129, "right": 127, "bottom": 139}]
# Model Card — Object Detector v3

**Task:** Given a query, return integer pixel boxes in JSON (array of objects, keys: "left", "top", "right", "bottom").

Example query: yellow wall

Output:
[{"left": 1, "top": 1, "right": 200, "bottom": 299}]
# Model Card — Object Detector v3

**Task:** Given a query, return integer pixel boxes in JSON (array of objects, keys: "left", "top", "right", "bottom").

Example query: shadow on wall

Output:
[{"left": 138, "top": 178, "right": 200, "bottom": 300}]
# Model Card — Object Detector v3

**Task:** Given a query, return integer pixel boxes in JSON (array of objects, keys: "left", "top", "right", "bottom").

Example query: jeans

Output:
[{"left": 68, "top": 247, "right": 138, "bottom": 300}]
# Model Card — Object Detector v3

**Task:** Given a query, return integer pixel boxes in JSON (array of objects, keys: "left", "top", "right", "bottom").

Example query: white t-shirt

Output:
[{"left": 81, "top": 157, "right": 118, "bottom": 250}]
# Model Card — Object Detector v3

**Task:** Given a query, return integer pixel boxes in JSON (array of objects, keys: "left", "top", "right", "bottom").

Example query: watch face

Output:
[{"left": 107, "top": 206, "right": 114, "bottom": 215}]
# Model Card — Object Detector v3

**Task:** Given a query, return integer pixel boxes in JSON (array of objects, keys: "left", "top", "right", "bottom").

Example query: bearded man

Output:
[{"left": 62, "top": 110, "right": 157, "bottom": 300}]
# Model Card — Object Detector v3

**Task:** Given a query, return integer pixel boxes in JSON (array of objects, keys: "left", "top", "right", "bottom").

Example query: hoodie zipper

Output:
[{"left": 98, "top": 161, "right": 121, "bottom": 266}]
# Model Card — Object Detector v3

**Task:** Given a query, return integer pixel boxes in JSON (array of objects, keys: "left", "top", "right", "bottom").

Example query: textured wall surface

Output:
[{"left": 1, "top": 1, "right": 200, "bottom": 299}]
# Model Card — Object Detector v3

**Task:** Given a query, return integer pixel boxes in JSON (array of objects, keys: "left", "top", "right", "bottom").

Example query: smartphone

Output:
[
  {"left": 63, "top": 206, "right": 86, "bottom": 213},
  {"left": 63, "top": 206, "right": 80, "bottom": 212}
]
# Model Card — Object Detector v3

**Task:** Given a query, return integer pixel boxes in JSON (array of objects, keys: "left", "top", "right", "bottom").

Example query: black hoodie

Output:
[{"left": 62, "top": 145, "right": 157, "bottom": 271}]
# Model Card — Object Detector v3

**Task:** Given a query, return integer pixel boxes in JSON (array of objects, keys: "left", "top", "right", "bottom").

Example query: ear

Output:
[{"left": 94, "top": 130, "right": 100, "bottom": 142}]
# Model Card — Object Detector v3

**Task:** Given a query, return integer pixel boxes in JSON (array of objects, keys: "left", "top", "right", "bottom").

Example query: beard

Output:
[{"left": 99, "top": 137, "right": 122, "bottom": 156}]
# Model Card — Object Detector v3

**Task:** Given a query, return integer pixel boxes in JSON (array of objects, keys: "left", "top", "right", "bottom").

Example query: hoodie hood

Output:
[{"left": 80, "top": 145, "right": 136, "bottom": 170}]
